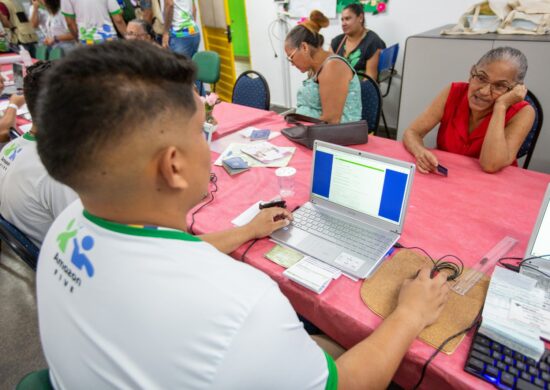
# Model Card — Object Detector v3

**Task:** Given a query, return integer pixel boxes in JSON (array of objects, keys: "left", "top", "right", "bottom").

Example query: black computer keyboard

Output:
[{"left": 465, "top": 330, "right": 550, "bottom": 389}]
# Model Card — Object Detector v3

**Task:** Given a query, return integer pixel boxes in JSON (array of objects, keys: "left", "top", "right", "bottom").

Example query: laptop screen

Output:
[
  {"left": 311, "top": 145, "right": 412, "bottom": 225},
  {"left": 529, "top": 192, "right": 550, "bottom": 258}
]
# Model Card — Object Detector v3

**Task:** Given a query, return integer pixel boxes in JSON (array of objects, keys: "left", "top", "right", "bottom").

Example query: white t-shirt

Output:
[
  {"left": 171, "top": 0, "right": 198, "bottom": 35},
  {"left": 61, "top": 0, "right": 121, "bottom": 43},
  {"left": 37, "top": 201, "right": 338, "bottom": 389},
  {"left": 0, "top": 133, "right": 78, "bottom": 247}
]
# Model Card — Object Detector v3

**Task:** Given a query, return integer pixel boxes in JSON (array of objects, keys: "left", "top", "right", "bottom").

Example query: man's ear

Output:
[{"left": 158, "top": 146, "right": 189, "bottom": 190}]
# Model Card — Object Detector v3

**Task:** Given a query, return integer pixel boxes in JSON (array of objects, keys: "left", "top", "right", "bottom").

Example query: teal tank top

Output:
[{"left": 296, "top": 55, "right": 362, "bottom": 123}]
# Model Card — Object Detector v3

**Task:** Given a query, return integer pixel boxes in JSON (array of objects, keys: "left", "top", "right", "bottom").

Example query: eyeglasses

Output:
[
  {"left": 470, "top": 67, "right": 516, "bottom": 95},
  {"left": 287, "top": 47, "right": 298, "bottom": 63},
  {"left": 125, "top": 32, "right": 149, "bottom": 39}
]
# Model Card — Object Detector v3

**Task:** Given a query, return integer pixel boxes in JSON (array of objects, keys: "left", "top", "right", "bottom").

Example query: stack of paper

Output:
[
  {"left": 479, "top": 267, "right": 548, "bottom": 361},
  {"left": 214, "top": 143, "right": 295, "bottom": 168},
  {"left": 240, "top": 142, "right": 292, "bottom": 164},
  {"left": 283, "top": 257, "right": 341, "bottom": 294}
]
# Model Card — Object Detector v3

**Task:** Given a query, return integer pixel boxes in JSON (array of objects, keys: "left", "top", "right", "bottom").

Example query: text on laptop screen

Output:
[
  {"left": 531, "top": 198, "right": 550, "bottom": 258},
  {"left": 312, "top": 146, "right": 410, "bottom": 224}
]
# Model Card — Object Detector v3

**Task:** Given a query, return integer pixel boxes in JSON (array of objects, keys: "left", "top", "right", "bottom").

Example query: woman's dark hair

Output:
[
  {"left": 344, "top": 3, "right": 365, "bottom": 27},
  {"left": 43, "top": 0, "right": 60, "bottom": 15},
  {"left": 285, "top": 10, "right": 329, "bottom": 49},
  {"left": 129, "top": 19, "right": 155, "bottom": 40}
]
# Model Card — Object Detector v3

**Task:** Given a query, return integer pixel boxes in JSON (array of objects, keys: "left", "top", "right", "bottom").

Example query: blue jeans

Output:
[{"left": 169, "top": 33, "right": 200, "bottom": 59}]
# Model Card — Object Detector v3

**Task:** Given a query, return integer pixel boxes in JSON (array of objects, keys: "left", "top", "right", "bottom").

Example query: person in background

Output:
[
  {"left": 61, "top": 0, "right": 126, "bottom": 45},
  {"left": 0, "top": 0, "right": 38, "bottom": 51},
  {"left": 330, "top": 3, "right": 386, "bottom": 80},
  {"left": 139, "top": 0, "right": 152, "bottom": 23},
  {"left": 125, "top": 18, "right": 154, "bottom": 42},
  {"left": 162, "top": 0, "right": 199, "bottom": 58},
  {"left": 285, "top": 10, "right": 361, "bottom": 124},
  {"left": 35, "top": 40, "right": 449, "bottom": 390},
  {"left": 0, "top": 61, "right": 78, "bottom": 247},
  {"left": 30, "top": 0, "right": 48, "bottom": 44},
  {"left": 403, "top": 47, "right": 534, "bottom": 174},
  {"left": 33, "top": 0, "right": 75, "bottom": 52}
]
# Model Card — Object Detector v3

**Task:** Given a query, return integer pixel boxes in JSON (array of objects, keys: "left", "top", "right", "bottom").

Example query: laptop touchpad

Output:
[{"left": 299, "top": 236, "right": 342, "bottom": 261}]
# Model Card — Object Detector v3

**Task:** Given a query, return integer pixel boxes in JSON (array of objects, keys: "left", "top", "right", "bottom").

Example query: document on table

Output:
[
  {"left": 283, "top": 257, "right": 341, "bottom": 294},
  {"left": 479, "top": 267, "right": 546, "bottom": 361},
  {"left": 214, "top": 143, "right": 295, "bottom": 168}
]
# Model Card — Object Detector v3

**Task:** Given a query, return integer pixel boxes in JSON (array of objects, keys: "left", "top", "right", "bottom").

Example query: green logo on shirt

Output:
[{"left": 57, "top": 219, "right": 78, "bottom": 253}]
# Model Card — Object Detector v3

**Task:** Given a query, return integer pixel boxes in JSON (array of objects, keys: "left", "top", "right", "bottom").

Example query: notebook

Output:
[{"left": 271, "top": 141, "right": 415, "bottom": 279}]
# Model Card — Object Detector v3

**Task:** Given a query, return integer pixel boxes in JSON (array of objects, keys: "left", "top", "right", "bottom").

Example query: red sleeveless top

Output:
[{"left": 437, "top": 82, "right": 529, "bottom": 161}]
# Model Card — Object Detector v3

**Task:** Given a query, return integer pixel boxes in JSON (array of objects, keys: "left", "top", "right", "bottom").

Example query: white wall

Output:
[{"left": 245, "top": 0, "right": 480, "bottom": 128}]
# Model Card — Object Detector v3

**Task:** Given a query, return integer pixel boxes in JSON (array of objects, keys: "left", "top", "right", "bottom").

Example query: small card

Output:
[
  {"left": 250, "top": 129, "right": 270, "bottom": 141},
  {"left": 283, "top": 257, "right": 333, "bottom": 294},
  {"left": 265, "top": 245, "right": 304, "bottom": 268},
  {"left": 223, "top": 156, "right": 248, "bottom": 170},
  {"left": 436, "top": 164, "right": 448, "bottom": 177}
]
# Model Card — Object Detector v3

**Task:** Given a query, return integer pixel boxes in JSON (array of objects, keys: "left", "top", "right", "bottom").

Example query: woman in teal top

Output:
[{"left": 285, "top": 10, "right": 362, "bottom": 124}]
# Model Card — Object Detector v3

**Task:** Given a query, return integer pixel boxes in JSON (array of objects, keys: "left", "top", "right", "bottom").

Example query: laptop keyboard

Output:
[
  {"left": 465, "top": 330, "right": 550, "bottom": 389},
  {"left": 292, "top": 206, "right": 394, "bottom": 260}
]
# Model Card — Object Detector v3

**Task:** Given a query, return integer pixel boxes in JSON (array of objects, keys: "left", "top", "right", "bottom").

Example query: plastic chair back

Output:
[
  {"left": 231, "top": 70, "right": 270, "bottom": 110},
  {"left": 48, "top": 47, "right": 64, "bottom": 60},
  {"left": 35, "top": 45, "right": 48, "bottom": 61},
  {"left": 0, "top": 215, "right": 39, "bottom": 271},
  {"left": 517, "top": 90, "right": 543, "bottom": 168},
  {"left": 356, "top": 71, "right": 382, "bottom": 134},
  {"left": 378, "top": 43, "right": 399, "bottom": 76},
  {"left": 192, "top": 51, "right": 220, "bottom": 84},
  {"left": 16, "top": 369, "right": 53, "bottom": 390}
]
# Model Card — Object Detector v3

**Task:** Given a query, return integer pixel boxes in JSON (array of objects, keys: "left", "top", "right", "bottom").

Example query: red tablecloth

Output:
[{"left": 196, "top": 105, "right": 550, "bottom": 389}]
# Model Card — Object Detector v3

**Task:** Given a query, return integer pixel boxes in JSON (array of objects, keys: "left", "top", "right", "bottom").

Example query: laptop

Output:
[
  {"left": 271, "top": 141, "right": 415, "bottom": 279},
  {"left": 2, "top": 63, "right": 24, "bottom": 96},
  {"left": 520, "top": 183, "right": 550, "bottom": 284}
]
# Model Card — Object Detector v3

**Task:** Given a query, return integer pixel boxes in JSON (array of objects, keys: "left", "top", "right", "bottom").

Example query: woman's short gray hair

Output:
[{"left": 476, "top": 47, "right": 528, "bottom": 83}]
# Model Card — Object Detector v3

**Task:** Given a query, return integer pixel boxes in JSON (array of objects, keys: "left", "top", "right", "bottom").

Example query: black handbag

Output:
[{"left": 281, "top": 113, "right": 368, "bottom": 149}]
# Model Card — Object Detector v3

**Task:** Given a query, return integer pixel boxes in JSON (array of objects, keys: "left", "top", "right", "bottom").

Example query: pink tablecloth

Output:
[{"left": 192, "top": 103, "right": 550, "bottom": 389}]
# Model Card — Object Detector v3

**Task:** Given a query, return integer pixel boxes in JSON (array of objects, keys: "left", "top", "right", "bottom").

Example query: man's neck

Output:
[{"left": 80, "top": 196, "right": 191, "bottom": 233}]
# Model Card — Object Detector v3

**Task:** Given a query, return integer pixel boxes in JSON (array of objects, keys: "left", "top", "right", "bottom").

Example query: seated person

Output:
[
  {"left": 403, "top": 47, "right": 534, "bottom": 174},
  {"left": 285, "top": 10, "right": 361, "bottom": 124},
  {"left": 125, "top": 18, "right": 155, "bottom": 42},
  {"left": 36, "top": 40, "right": 449, "bottom": 389},
  {"left": 330, "top": 3, "right": 386, "bottom": 80},
  {"left": 0, "top": 61, "right": 78, "bottom": 247}
]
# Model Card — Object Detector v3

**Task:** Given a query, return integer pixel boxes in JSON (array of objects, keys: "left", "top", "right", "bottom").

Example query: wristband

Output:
[{"left": 7, "top": 103, "right": 18, "bottom": 111}]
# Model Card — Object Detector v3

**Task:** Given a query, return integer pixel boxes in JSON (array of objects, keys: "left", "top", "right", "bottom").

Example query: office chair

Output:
[
  {"left": 192, "top": 51, "right": 221, "bottom": 94},
  {"left": 0, "top": 215, "right": 39, "bottom": 271},
  {"left": 356, "top": 71, "right": 384, "bottom": 136},
  {"left": 231, "top": 70, "right": 271, "bottom": 110},
  {"left": 518, "top": 90, "right": 543, "bottom": 169},
  {"left": 377, "top": 43, "right": 399, "bottom": 138}
]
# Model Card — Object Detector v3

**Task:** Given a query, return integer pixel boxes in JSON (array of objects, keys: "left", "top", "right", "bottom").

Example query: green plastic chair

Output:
[
  {"left": 48, "top": 47, "right": 64, "bottom": 60},
  {"left": 16, "top": 369, "right": 53, "bottom": 390},
  {"left": 35, "top": 45, "right": 48, "bottom": 61},
  {"left": 192, "top": 51, "right": 220, "bottom": 92}
]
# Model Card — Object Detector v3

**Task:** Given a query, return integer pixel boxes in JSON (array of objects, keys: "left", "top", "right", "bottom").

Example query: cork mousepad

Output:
[{"left": 360, "top": 250, "right": 489, "bottom": 354}]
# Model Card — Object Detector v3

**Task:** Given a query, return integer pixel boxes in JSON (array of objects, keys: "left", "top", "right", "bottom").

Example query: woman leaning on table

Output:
[
  {"left": 403, "top": 47, "right": 535, "bottom": 174},
  {"left": 330, "top": 3, "right": 386, "bottom": 80},
  {"left": 284, "top": 10, "right": 361, "bottom": 124}
]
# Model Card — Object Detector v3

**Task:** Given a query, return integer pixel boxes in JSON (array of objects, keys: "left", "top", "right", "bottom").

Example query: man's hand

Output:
[
  {"left": 162, "top": 32, "right": 169, "bottom": 48},
  {"left": 9, "top": 94, "right": 25, "bottom": 108},
  {"left": 246, "top": 207, "right": 293, "bottom": 239},
  {"left": 395, "top": 268, "right": 450, "bottom": 330}
]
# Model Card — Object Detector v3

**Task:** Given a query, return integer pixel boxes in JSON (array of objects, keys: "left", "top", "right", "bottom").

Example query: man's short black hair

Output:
[
  {"left": 36, "top": 40, "right": 197, "bottom": 190},
  {"left": 23, "top": 60, "right": 53, "bottom": 118}
]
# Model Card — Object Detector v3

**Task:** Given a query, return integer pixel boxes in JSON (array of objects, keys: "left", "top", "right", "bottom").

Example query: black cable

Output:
[
  {"left": 497, "top": 254, "right": 550, "bottom": 278},
  {"left": 413, "top": 315, "right": 482, "bottom": 390},
  {"left": 189, "top": 173, "right": 218, "bottom": 235},
  {"left": 394, "top": 245, "right": 464, "bottom": 282},
  {"left": 241, "top": 239, "right": 258, "bottom": 261}
]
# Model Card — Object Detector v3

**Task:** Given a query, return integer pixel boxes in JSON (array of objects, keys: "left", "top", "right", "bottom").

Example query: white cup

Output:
[{"left": 275, "top": 167, "right": 296, "bottom": 198}]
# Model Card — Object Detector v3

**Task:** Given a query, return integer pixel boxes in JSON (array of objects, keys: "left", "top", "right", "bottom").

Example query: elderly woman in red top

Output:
[{"left": 403, "top": 47, "right": 534, "bottom": 173}]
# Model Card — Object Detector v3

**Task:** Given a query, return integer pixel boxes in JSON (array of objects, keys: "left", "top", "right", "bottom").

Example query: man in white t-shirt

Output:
[
  {"left": 36, "top": 41, "right": 449, "bottom": 389},
  {"left": 0, "top": 61, "right": 77, "bottom": 247},
  {"left": 61, "top": 0, "right": 126, "bottom": 44}
]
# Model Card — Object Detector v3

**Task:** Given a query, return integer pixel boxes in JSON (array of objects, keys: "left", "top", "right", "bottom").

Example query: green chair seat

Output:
[{"left": 16, "top": 369, "right": 53, "bottom": 390}]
